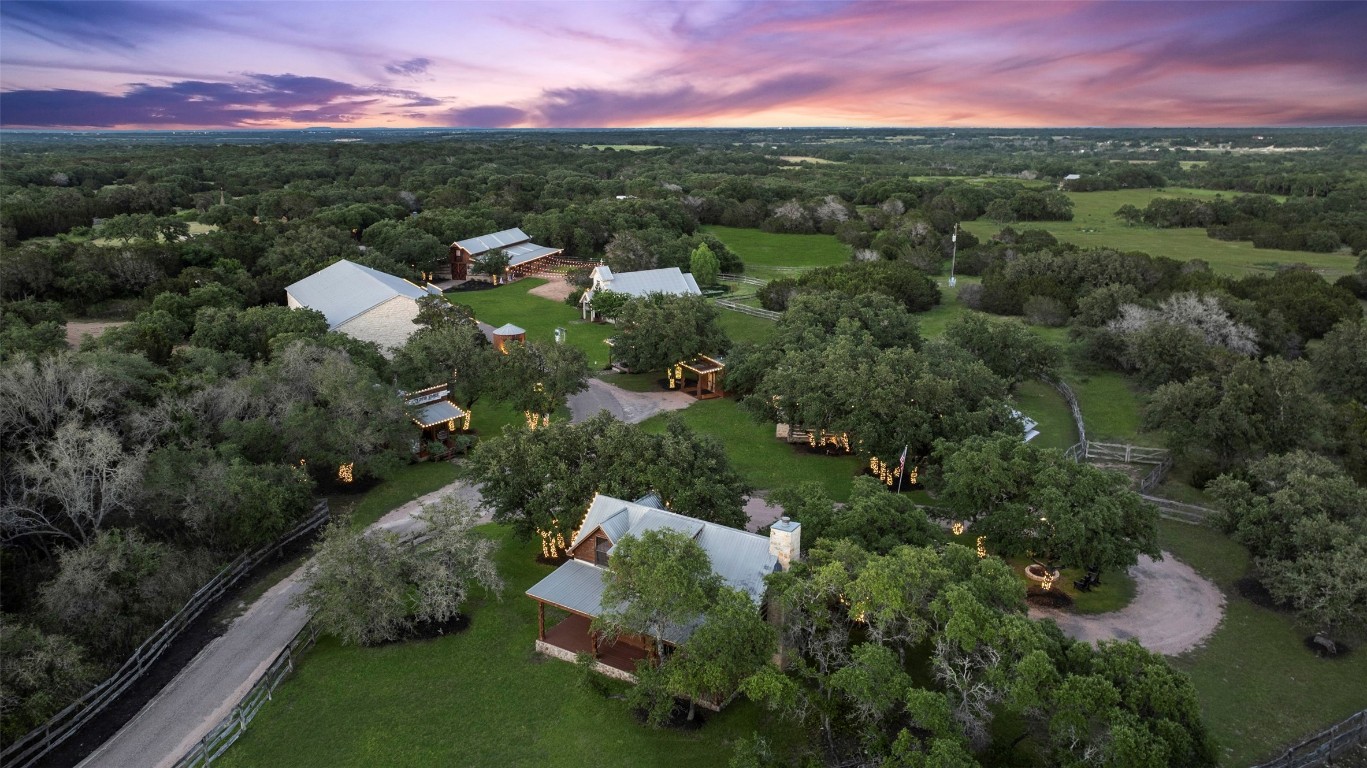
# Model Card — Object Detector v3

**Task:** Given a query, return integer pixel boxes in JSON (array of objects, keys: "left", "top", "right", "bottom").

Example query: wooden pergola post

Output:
[{"left": 537, "top": 602, "right": 545, "bottom": 640}]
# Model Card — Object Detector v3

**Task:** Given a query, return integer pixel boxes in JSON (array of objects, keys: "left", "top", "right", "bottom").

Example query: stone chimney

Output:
[{"left": 769, "top": 517, "right": 801, "bottom": 570}]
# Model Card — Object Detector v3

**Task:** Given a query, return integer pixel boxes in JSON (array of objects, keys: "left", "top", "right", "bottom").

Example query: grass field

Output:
[
  {"left": 1159, "top": 520, "right": 1367, "bottom": 766},
  {"left": 1012, "top": 379, "right": 1078, "bottom": 451},
  {"left": 638, "top": 399, "right": 861, "bottom": 503},
  {"left": 702, "top": 225, "right": 848, "bottom": 279},
  {"left": 448, "top": 280, "right": 616, "bottom": 369},
  {"left": 960, "top": 188, "right": 1357, "bottom": 278},
  {"left": 216, "top": 526, "right": 778, "bottom": 768},
  {"left": 716, "top": 309, "right": 776, "bottom": 346},
  {"left": 582, "top": 144, "right": 664, "bottom": 151}
]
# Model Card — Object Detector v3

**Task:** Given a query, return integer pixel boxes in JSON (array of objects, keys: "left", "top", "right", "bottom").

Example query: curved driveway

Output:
[{"left": 1028, "top": 552, "right": 1225, "bottom": 656}]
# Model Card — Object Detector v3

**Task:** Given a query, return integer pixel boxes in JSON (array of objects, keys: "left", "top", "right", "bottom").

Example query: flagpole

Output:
[{"left": 896, "top": 445, "right": 908, "bottom": 494}]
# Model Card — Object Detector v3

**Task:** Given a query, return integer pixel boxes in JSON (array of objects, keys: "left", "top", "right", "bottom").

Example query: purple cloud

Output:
[
  {"left": 1, "top": 1, "right": 208, "bottom": 51},
  {"left": 444, "top": 105, "right": 527, "bottom": 128},
  {"left": 384, "top": 57, "right": 432, "bottom": 77},
  {"left": 532, "top": 72, "right": 838, "bottom": 126},
  {"left": 0, "top": 73, "right": 432, "bottom": 127}
]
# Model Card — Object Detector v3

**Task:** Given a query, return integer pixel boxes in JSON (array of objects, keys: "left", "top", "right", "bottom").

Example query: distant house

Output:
[
  {"left": 285, "top": 259, "right": 442, "bottom": 355},
  {"left": 580, "top": 266, "right": 701, "bottom": 320},
  {"left": 449, "top": 227, "right": 561, "bottom": 281},
  {"left": 526, "top": 493, "right": 799, "bottom": 684}
]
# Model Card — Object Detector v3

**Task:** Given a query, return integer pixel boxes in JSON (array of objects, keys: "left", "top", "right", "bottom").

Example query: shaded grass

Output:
[
  {"left": 960, "top": 188, "right": 1356, "bottom": 278},
  {"left": 1012, "top": 379, "right": 1078, "bottom": 451},
  {"left": 716, "top": 309, "right": 776, "bottom": 346},
  {"left": 1159, "top": 520, "right": 1367, "bottom": 766},
  {"left": 447, "top": 280, "right": 616, "bottom": 369},
  {"left": 348, "top": 460, "right": 461, "bottom": 530},
  {"left": 638, "top": 399, "right": 860, "bottom": 503},
  {"left": 216, "top": 525, "right": 778, "bottom": 768},
  {"left": 947, "top": 532, "right": 1137, "bottom": 614},
  {"left": 702, "top": 225, "right": 848, "bottom": 279},
  {"left": 596, "top": 371, "right": 663, "bottom": 392}
]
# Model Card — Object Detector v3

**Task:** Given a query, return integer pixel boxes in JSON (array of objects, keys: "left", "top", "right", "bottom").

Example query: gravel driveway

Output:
[{"left": 1028, "top": 552, "right": 1225, "bottom": 656}]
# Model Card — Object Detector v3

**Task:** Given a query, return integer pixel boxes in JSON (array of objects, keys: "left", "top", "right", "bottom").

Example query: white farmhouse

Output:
[
  {"left": 580, "top": 266, "right": 701, "bottom": 320},
  {"left": 285, "top": 259, "right": 442, "bottom": 356}
]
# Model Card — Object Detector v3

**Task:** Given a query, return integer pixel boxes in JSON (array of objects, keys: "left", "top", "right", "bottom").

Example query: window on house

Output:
[{"left": 595, "top": 537, "right": 611, "bottom": 567}]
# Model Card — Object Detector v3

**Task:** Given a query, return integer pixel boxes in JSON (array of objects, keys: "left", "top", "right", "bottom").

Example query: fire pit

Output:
[{"left": 1024, "top": 563, "right": 1060, "bottom": 583}]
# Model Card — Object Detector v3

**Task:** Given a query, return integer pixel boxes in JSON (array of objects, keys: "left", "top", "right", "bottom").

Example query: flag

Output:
[{"left": 897, "top": 445, "right": 908, "bottom": 473}]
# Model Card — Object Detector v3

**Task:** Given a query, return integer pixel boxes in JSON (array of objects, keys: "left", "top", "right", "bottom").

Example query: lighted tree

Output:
[
  {"left": 494, "top": 339, "right": 590, "bottom": 425},
  {"left": 934, "top": 435, "right": 1160, "bottom": 573},
  {"left": 472, "top": 248, "right": 511, "bottom": 283}
]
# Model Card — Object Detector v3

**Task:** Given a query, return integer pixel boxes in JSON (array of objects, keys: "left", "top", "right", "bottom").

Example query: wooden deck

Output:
[{"left": 542, "top": 614, "right": 648, "bottom": 674}]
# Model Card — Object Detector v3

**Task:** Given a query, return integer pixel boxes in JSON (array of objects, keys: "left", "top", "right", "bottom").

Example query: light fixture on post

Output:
[{"left": 947, "top": 222, "right": 959, "bottom": 288}]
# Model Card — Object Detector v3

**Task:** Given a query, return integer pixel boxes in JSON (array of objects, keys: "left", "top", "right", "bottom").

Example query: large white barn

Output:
[{"left": 285, "top": 259, "right": 442, "bottom": 355}]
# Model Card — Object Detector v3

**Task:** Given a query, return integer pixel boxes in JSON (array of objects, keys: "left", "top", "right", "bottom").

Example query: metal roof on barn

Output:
[
  {"left": 285, "top": 259, "right": 431, "bottom": 328},
  {"left": 453, "top": 228, "right": 531, "bottom": 255}
]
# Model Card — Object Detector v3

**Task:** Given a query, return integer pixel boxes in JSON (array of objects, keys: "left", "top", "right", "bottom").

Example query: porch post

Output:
[
  {"left": 590, "top": 631, "right": 599, "bottom": 657},
  {"left": 537, "top": 602, "right": 545, "bottom": 640}
]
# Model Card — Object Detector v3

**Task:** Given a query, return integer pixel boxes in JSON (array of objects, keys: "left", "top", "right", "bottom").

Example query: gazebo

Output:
[{"left": 674, "top": 355, "right": 725, "bottom": 399}]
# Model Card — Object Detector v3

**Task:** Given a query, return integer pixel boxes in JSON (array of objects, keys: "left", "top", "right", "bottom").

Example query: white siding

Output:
[
  {"left": 334, "top": 295, "right": 420, "bottom": 357},
  {"left": 286, "top": 293, "right": 303, "bottom": 310}
]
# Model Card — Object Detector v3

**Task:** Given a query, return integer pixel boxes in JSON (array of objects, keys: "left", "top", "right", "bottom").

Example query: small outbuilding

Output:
[
  {"left": 491, "top": 323, "right": 527, "bottom": 353},
  {"left": 404, "top": 385, "right": 468, "bottom": 459}
]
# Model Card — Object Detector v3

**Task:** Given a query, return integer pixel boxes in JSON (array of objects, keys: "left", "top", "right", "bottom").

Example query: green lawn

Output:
[
  {"left": 217, "top": 526, "right": 778, "bottom": 768},
  {"left": 960, "top": 188, "right": 1356, "bottom": 278},
  {"left": 716, "top": 309, "right": 776, "bottom": 346},
  {"left": 638, "top": 399, "right": 861, "bottom": 503},
  {"left": 1012, "top": 379, "right": 1078, "bottom": 452},
  {"left": 447, "top": 280, "right": 617, "bottom": 369},
  {"left": 702, "top": 225, "right": 849, "bottom": 279},
  {"left": 1159, "top": 520, "right": 1367, "bottom": 766}
]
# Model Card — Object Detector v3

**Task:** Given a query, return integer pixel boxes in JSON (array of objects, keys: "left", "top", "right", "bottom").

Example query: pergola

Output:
[{"left": 676, "top": 355, "right": 725, "bottom": 399}]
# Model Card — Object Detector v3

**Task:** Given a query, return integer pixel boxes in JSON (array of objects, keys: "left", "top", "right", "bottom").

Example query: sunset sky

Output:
[{"left": 2, "top": 0, "right": 1364, "bottom": 129}]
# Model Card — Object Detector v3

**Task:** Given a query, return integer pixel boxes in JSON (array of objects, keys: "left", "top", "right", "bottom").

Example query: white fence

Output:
[
  {"left": 719, "top": 273, "right": 765, "bottom": 286},
  {"left": 713, "top": 298, "right": 780, "bottom": 320},
  {"left": 0, "top": 502, "right": 330, "bottom": 768},
  {"left": 172, "top": 622, "right": 323, "bottom": 767}
]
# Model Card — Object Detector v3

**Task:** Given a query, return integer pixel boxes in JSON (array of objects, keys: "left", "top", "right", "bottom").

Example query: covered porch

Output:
[
  {"left": 675, "top": 355, "right": 725, "bottom": 399},
  {"left": 534, "top": 609, "right": 651, "bottom": 678}
]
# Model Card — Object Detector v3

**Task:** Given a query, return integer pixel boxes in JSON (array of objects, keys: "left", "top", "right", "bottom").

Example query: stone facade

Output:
[{"left": 333, "top": 295, "right": 420, "bottom": 356}]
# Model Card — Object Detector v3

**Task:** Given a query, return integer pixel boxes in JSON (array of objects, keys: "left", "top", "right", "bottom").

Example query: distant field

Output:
[
  {"left": 702, "top": 225, "right": 848, "bottom": 279},
  {"left": 961, "top": 188, "right": 1356, "bottom": 278},
  {"left": 447, "top": 279, "right": 615, "bottom": 369},
  {"left": 581, "top": 144, "right": 664, "bottom": 151},
  {"left": 778, "top": 155, "right": 841, "bottom": 165}
]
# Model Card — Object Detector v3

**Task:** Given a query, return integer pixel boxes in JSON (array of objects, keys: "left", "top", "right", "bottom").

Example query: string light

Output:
[
  {"left": 337, "top": 463, "right": 354, "bottom": 484},
  {"left": 446, "top": 418, "right": 456, "bottom": 433},
  {"left": 462, "top": 409, "right": 472, "bottom": 431},
  {"left": 976, "top": 536, "right": 987, "bottom": 559},
  {"left": 952, "top": 521, "right": 965, "bottom": 536},
  {"left": 1040, "top": 572, "right": 1055, "bottom": 591}
]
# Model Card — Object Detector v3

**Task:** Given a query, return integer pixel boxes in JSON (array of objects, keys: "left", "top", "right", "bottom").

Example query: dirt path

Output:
[
  {"left": 568, "top": 378, "right": 693, "bottom": 425},
  {"left": 80, "top": 477, "right": 486, "bottom": 768},
  {"left": 527, "top": 274, "right": 577, "bottom": 302},
  {"left": 65, "top": 319, "right": 129, "bottom": 347},
  {"left": 1028, "top": 552, "right": 1225, "bottom": 656}
]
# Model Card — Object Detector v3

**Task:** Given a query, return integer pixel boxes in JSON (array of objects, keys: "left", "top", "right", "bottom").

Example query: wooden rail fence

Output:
[
  {"left": 719, "top": 273, "right": 766, "bottom": 286},
  {"left": 171, "top": 622, "right": 323, "bottom": 768},
  {"left": 713, "top": 298, "right": 780, "bottom": 320},
  {"left": 0, "top": 502, "right": 330, "bottom": 768},
  {"left": 1250, "top": 709, "right": 1367, "bottom": 768}
]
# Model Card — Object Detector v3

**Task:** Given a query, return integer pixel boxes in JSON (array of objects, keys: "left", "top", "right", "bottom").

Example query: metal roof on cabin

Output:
[
  {"left": 412, "top": 400, "right": 464, "bottom": 428},
  {"left": 525, "top": 559, "right": 608, "bottom": 617},
  {"left": 492, "top": 323, "right": 526, "bottom": 336},
  {"left": 284, "top": 259, "right": 429, "bottom": 328},
  {"left": 634, "top": 492, "right": 665, "bottom": 510},
  {"left": 567, "top": 494, "right": 777, "bottom": 604},
  {"left": 453, "top": 228, "right": 530, "bottom": 255}
]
